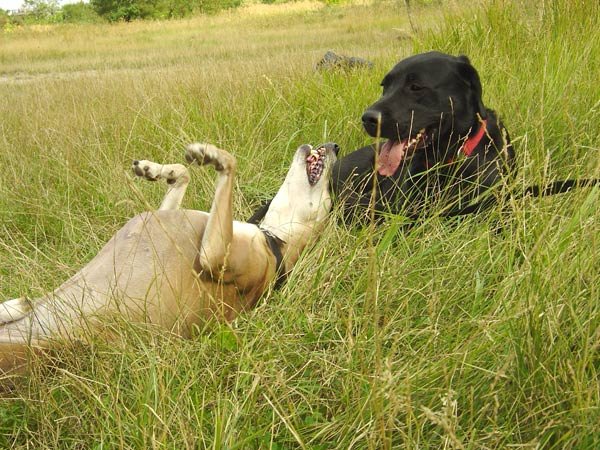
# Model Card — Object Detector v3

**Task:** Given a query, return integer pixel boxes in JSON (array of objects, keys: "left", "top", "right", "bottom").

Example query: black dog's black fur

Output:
[{"left": 249, "top": 52, "right": 598, "bottom": 225}]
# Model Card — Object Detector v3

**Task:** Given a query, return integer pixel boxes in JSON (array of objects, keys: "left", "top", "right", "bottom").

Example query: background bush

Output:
[{"left": 62, "top": 2, "right": 102, "bottom": 23}]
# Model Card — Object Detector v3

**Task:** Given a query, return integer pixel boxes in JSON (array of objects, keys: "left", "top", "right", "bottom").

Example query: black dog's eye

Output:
[{"left": 409, "top": 84, "right": 424, "bottom": 92}]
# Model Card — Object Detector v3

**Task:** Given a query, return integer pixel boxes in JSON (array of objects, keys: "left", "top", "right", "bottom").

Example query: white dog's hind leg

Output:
[
  {"left": 132, "top": 160, "right": 190, "bottom": 210},
  {"left": 0, "top": 297, "right": 32, "bottom": 324},
  {"left": 185, "top": 143, "right": 236, "bottom": 276}
]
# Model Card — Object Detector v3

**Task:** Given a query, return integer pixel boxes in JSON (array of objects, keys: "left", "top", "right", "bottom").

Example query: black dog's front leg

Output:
[{"left": 331, "top": 144, "right": 388, "bottom": 223}]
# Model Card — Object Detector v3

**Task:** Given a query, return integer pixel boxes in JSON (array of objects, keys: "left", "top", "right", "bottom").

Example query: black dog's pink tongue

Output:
[{"left": 377, "top": 140, "right": 406, "bottom": 176}]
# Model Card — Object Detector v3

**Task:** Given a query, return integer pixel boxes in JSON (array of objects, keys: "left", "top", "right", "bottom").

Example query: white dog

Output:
[{"left": 0, "top": 142, "right": 338, "bottom": 373}]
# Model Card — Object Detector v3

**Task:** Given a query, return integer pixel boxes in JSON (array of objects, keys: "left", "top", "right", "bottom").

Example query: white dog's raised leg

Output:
[
  {"left": 184, "top": 143, "right": 236, "bottom": 276},
  {"left": 132, "top": 160, "right": 190, "bottom": 210}
]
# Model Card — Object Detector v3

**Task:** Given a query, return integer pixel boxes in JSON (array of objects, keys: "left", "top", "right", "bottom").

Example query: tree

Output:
[
  {"left": 62, "top": 2, "right": 102, "bottom": 23},
  {"left": 91, "top": 0, "right": 158, "bottom": 22},
  {"left": 23, "top": 0, "right": 59, "bottom": 20}
]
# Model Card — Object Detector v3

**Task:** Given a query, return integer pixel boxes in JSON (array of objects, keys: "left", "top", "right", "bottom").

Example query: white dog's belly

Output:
[{"left": 20, "top": 210, "right": 210, "bottom": 339}]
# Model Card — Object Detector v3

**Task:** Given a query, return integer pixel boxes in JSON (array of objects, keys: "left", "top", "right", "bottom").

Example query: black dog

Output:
[
  {"left": 249, "top": 51, "right": 598, "bottom": 224},
  {"left": 332, "top": 51, "right": 515, "bottom": 221}
]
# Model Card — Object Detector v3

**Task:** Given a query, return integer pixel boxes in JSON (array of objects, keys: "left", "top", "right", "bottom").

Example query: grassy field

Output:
[{"left": 1, "top": 0, "right": 599, "bottom": 448}]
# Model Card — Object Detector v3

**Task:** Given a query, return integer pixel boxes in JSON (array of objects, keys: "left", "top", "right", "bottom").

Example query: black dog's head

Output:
[{"left": 362, "top": 52, "right": 487, "bottom": 176}]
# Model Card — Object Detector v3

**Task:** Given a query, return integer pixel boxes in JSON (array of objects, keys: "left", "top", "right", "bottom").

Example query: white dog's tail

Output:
[{"left": 0, "top": 298, "right": 32, "bottom": 324}]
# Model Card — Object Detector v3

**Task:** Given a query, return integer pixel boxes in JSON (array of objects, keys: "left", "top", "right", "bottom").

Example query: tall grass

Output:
[{"left": 1, "top": 0, "right": 599, "bottom": 448}]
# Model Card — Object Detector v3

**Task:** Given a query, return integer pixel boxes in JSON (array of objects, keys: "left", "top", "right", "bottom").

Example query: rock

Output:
[{"left": 316, "top": 50, "right": 374, "bottom": 71}]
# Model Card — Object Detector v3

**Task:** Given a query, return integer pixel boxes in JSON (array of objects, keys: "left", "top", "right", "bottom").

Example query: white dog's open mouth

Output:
[{"left": 306, "top": 146, "right": 327, "bottom": 185}]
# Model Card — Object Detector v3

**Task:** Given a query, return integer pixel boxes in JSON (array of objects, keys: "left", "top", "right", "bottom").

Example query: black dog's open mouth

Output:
[
  {"left": 378, "top": 129, "right": 427, "bottom": 176},
  {"left": 306, "top": 146, "right": 327, "bottom": 185}
]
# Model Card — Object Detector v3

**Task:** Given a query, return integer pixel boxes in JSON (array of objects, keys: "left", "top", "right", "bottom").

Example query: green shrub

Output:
[{"left": 62, "top": 2, "right": 103, "bottom": 23}]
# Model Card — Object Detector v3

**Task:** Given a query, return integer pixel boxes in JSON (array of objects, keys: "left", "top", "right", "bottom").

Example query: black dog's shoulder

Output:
[
  {"left": 331, "top": 144, "right": 375, "bottom": 191},
  {"left": 468, "top": 108, "right": 515, "bottom": 169}
]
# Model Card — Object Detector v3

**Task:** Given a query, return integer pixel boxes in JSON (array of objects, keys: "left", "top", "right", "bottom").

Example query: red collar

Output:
[{"left": 460, "top": 119, "right": 487, "bottom": 157}]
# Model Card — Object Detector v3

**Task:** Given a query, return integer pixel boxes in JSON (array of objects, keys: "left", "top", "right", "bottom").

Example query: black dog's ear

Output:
[
  {"left": 457, "top": 54, "right": 472, "bottom": 65},
  {"left": 456, "top": 55, "right": 487, "bottom": 119}
]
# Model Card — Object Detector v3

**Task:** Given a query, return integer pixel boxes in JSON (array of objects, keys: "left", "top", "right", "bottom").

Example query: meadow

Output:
[{"left": 0, "top": 0, "right": 599, "bottom": 448}]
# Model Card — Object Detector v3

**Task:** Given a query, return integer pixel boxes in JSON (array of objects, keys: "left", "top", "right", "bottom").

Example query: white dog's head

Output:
[{"left": 261, "top": 142, "right": 339, "bottom": 241}]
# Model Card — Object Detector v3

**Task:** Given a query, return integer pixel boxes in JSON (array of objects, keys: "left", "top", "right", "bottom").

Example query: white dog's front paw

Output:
[
  {"left": 185, "top": 143, "right": 236, "bottom": 173},
  {"left": 132, "top": 160, "right": 188, "bottom": 185}
]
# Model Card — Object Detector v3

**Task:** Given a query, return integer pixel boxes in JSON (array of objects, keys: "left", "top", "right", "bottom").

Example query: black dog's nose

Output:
[
  {"left": 361, "top": 110, "right": 382, "bottom": 126},
  {"left": 361, "top": 110, "right": 384, "bottom": 136}
]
